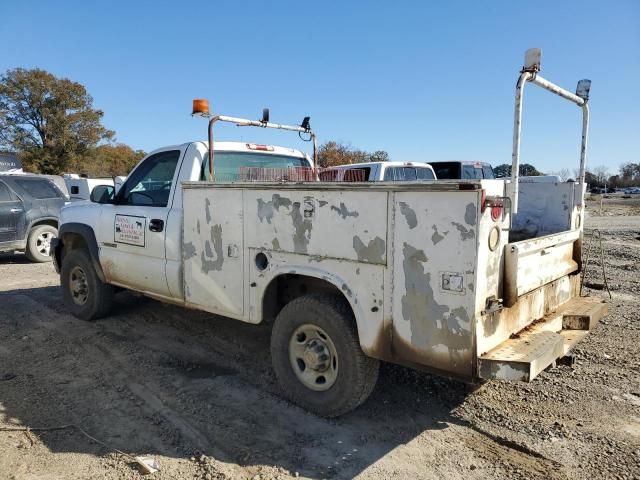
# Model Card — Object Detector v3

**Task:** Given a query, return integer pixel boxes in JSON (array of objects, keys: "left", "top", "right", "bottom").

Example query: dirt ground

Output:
[{"left": 1, "top": 196, "right": 639, "bottom": 480}]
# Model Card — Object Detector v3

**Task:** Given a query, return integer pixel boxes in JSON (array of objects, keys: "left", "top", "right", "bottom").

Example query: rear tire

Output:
[
  {"left": 61, "top": 249, "right": 114, "bottom": 321},
  {"left": 271, "top": 293, "right": 379, "bottom": 417},
  {"left": 25, "top": 224, "right": 57, "bottom": 262}
]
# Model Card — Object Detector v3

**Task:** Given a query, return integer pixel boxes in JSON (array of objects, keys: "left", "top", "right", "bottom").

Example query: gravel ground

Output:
[{"left": 0, "top": 196, "right": 638, "bottom": 480}]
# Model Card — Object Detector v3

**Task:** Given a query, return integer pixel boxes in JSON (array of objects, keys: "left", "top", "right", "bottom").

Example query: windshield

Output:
[{"left": 200, "top": 151, "right": 310, "bottom": 181}]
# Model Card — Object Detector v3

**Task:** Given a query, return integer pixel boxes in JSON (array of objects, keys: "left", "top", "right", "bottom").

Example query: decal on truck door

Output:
[{"left": 114, "top": 214, "right": 146, "bottom": 247}]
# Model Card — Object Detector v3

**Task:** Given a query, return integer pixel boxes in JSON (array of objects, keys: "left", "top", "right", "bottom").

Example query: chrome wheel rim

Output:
[
  {"left": 36, "top": 232, "right": 53, "bottom": 256},
  {"left": 69, "top": 266, "right": 89, "bottom": 306},
  {"left": 289, "top": 324, "right": 338, "bottom": 391}
]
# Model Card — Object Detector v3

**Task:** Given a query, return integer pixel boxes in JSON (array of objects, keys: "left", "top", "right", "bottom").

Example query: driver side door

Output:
[{"left": 97, "top": 149, "right": 182, "bottom": 298}]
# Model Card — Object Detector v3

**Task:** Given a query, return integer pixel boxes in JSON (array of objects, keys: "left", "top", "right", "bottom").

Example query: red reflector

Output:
[
  {"left": 481, "top": 189, "right": 487, "bottom": 212},
  {"left": 246, "top": 143, "right": 274, "bottom": 151}
]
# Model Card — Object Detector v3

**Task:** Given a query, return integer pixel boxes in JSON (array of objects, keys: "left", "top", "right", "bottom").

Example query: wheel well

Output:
[
  {"left": 30, "top": 219, "right": 58, "bottom": 231},
  {"left": 262, "top": 274, "right": 353, "bottom": 323},
  {"left": 61, "top": 232, "right": 89, "bottom": 258}
]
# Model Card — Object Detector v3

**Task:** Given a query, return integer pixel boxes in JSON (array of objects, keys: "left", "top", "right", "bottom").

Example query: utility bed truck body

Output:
[{"left": 53, "top": 49, "right": 607, "bottom": 416}]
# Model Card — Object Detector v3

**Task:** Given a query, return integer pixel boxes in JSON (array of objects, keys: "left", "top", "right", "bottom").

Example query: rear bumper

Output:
[{"left": 478, "top": 296, "right": 607, "bottom": 382}]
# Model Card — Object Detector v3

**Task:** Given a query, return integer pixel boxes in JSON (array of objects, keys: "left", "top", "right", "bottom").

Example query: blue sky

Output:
[{"left": 2, "top": 1, "right": 638, "bottom": 174}]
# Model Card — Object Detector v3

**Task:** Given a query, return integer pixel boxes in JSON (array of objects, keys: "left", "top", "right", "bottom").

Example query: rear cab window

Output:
[
  {"left": 482, "top": 165, "right": 495, "bottom": 179},
  {"left": 384, "top": 166, "right": 435, "bottom": 181},
  {"left": 432, "top": 162, "right": 461, "bottom": 179},
  {"left": 200, "top": 152, "right": 310, "bottom": 181},
  {"left": 13, "top": 178, "right": 63, "bottom": 199}
]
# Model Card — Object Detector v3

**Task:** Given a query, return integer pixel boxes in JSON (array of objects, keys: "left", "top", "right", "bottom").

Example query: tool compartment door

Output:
[{"left": 182, "top": 188, "right": 244, "bottom": 317}]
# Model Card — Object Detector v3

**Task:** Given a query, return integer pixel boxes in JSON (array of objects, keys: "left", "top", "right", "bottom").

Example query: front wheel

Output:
[
  {"left": 61, "top": 249, "right": 114, "bottom": 321},
  {"left": 25, "top": 224, "right": 57, "bottom": 262},
  {"left": 271, "top": 293, "right": 379, "bottom": 417}
]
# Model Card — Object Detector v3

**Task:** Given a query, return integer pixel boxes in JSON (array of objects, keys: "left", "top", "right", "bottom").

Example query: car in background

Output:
[
  {"left": 0, "top": 175, "right": 66, "bottom": 262},
  {"left": 429, "top": 161, "right": 495, "bottom": 180},
  {"left": 320, "top": 161, "right": 436, "bottom": 182}
]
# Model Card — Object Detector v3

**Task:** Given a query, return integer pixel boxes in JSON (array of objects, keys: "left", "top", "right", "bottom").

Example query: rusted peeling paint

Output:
[
  {"left": 452, "top": 222, "right": 475, "bottom": 241},
  {"left": 431, "top": 225, "right": 448, "bottom": 245},
  {"left": 331, "top": 202, "right": 359, "bottom": 219},
  {"left": 353, "top": 236, "right": 385, "bottom": 263},
  {"left": 399, "top": 202, "right": 417, "bottom": 229},
  {"left": 399, "top": 242, "right": 471, "bottom": 372},
  {"left": 257, "top": 194, "right": 292, "bottom": 224},
  {"left": 183, "top": 241, "right": 197, "bottom": 260},
  {"left": 290, "top": 202, "right": 312, "bottom": 254},
  {"left": 205, "top": 198, "right": 212, "bottom": 224},
  {"left": 201, "top": 224, "right": 224, "bottom": 273},
  {"left": 465, "top": 203, "right": 477, "bottom": 226}
]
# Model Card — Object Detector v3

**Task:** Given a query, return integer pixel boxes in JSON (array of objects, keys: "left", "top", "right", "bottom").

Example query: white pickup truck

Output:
[{"left": 53, "top": 49, "right": 607, "bottom": 417}]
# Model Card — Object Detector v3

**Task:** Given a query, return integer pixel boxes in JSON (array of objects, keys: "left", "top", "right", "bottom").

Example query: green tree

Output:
[
  {"left": 0, "top": 68, "right": 114, "bottom": 174},
  {"left": 73, "top": 144, "right": 146, "bottom": 177},
  {"left": 493, "top": 163, "right": 542, "bottom": 178},
  {"left": 317, "top": 141, "right": 390, "bottom": 168}
]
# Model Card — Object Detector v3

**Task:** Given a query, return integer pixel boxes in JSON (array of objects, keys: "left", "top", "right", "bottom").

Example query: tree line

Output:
[
  {"left": 2, "top": 68, "right": 635, "bottom": 184},
  {"left": 0, "top": 68, "right": 391, "bottom": 177}
]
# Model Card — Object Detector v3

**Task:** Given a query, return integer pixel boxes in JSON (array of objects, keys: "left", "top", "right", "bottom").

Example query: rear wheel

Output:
[
  {"left": 271, "top": 293, "right": 379, "bottom": 417},
  {"left": 25, "top": 224, "right": 57, "bottom": 262},
  {"left": 61, "top": 249, "right": 114, "bottom": 321}
]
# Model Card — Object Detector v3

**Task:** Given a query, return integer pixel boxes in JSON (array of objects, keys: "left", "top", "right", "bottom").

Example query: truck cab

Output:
[{"left": 55, "top": 141, "right": 312, "bottom": 302}]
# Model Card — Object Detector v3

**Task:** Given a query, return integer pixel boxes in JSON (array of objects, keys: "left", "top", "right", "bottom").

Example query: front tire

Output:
[
  {"left": 61, "top": 249, "right": 114, "bottom": 321},
  {"left": 271, "top": 293, "right": 379, "bottom": 417},
  {"left": 25, "top": 224, "right": 57, "bottom": 262}
]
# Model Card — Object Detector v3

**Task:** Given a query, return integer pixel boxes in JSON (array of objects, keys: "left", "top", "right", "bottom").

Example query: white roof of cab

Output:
[{"left": 328, "top": 161, "right": 434, "bottom": 169}]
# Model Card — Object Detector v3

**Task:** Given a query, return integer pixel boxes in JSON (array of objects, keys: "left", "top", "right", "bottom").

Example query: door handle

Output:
[
  {"left": 149, "top": 219, "right": 164, "bottom": 232},
  {"left": 10, "top": 208, "right": 22, "bottom": 213}
]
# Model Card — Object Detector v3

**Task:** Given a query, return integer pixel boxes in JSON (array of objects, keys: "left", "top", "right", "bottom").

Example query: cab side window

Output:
[
  {"left": 0, "top": 181, "right": 16, "bottom": 202},
  {"left": 117, "top": 151, "right": 180, "bottom": 207}
]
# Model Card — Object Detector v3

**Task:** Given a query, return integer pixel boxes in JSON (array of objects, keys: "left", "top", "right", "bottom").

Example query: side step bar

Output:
[{"left": 478, "top": 296, "right": 608, "bottom": 382}]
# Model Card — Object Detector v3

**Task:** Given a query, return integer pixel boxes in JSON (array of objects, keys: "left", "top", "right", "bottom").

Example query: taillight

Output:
[
  {"left": 491, "top": 206, "right": 503, "bottom": 221},
  {"left": 246, "top": 143, "right": 274, "bottom": 151}
]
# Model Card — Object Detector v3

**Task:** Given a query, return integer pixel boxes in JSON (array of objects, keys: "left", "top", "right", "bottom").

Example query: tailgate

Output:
[{"left": 503, "top": 229, "right": 580, "bottom": 307}]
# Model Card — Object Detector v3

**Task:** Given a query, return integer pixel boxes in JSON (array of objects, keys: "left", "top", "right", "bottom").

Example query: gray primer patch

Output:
[
  {"left": 431, "top": 225, "right": 448, "bottom": 245},
  {"left": 183, "top": 242, "right": 197, "bottom": 260},
  {"left": 196, "top": 220, "right": 201, "bottom": 235},
  {"left": 271, "top": 238, "right": 281, "bottom": 250},
  {"left": 331, "top": 202, "right": 359, "bottom": 219},
  {"left": 401, "top": 242, "right": 470, "bottom": 365},
  {"left": 353, "top": 236, "right": 385, "bottom": 264},
  {"left": 201, "top": 224, "right": 224, "bottom": 273},
  {"left": 257, "top": 194, "right": 292, "bottom": 224},
  {"left": 452, "top": 222, "right": 475, "bottom": 241},
  {"left": 465, "top": 203, "right": 477, "bottom": 226},
  {"left": 290, "top": 202, "right": 312, "bottom": 253},
  {"left": 399, "top": 202, "right": 417, "bottom": 229},
  {"left": 205, "top": 198, "right": 212, "bottom": 224},
  {"left": 318, "top": 200, "right": 328, "bottom": 207},
  {"left": 341, "top": 283, "right": 353, "bottom": 297}
]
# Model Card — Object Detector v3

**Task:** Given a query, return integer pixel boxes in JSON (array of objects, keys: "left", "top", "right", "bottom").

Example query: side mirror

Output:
[{"left": 90, "top": 185, "right": 115, "bottom": 203}]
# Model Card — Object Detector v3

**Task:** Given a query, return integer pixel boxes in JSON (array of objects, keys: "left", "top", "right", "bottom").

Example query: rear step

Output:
[{"left": 478, "top": 296, "right": 608, "bottom": 382}]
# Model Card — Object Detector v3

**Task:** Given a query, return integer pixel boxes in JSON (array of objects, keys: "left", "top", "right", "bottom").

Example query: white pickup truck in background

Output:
[
  {"left": 52, "top": 49, "right": 607, "bottom": 417},
  {"left": 322, "top": 161, "right": 436, "bottom": 182}
]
